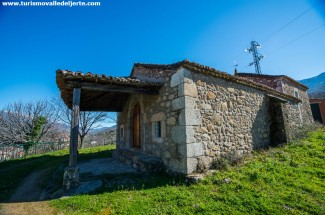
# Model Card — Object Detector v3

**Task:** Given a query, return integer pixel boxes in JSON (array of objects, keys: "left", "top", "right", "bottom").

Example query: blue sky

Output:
[{"left": 0, "top": 0, "right": 325, "bottom": 108}]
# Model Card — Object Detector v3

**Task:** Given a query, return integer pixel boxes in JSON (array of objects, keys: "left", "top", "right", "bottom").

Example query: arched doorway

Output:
[{"left": 132, "top": 103, "right": 141, "bottom": 148}]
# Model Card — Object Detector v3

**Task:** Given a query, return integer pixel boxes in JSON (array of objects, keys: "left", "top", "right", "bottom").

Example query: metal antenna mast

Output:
[{"left": 245, "top": 41, "right": 264, "bottom": 74}]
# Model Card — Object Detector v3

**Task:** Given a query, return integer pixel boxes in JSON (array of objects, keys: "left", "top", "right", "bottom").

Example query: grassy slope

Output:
[
  {"left": 0, "top": 145, "right": 115, "bottom": 202},
  {"left": 51, "top": 128, "right": 325, "bottom": 215}
]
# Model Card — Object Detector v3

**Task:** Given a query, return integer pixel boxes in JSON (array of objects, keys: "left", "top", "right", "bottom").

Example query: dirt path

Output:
[
  {"left": 0, "top": 201, "right": 59, "bottom": 215},
  {"left": 10, "top": 168, "right": 50, "bottom": 202},
  {"left": 0, "top": 158, "right": 135, "bottom": 214},
  {"left": 0, "top": 168, "right": 61, "bottom": 215}
]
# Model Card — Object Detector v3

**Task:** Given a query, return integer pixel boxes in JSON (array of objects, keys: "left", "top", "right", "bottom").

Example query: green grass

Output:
[
  {"left": 1, "top": 129, "right": 324, "bottom": 214},
  {"left": 51, "top": 128, "right": 325, "bottom": 215},
  {"left": 0, "top": 144, "right": 115, "bottom": 202}
]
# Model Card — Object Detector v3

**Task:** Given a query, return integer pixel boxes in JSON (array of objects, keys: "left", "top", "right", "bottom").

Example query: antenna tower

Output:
[{"left": 245, "top": 41, "right": 264, "bottom": 74}]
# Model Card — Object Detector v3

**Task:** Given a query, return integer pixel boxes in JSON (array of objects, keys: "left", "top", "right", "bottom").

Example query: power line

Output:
[
  {"left": 266, "top": 23, "right": 325, "bottom": 56},
  {"left": 219, "top": 51, "right": 245, "bottom": 71},
  {"left": 260, "top": 7, "right": 312, "bottom": 43},
  {"left": 219, "top": 7, "right": 313, "bottom": 72}
]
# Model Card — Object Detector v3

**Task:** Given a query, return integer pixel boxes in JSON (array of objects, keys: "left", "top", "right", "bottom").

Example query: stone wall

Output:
[
  {"left": 122, "top": 68, "right": 274, "bottom": 174},
  {"left": 281, "top": 80, "right": 313, "bottom": 140},
  {"left": 117, "top": 75, "right": 188, "bottom": 173},
  {"left": 117, "top": 67, "right": 313, "bottom": 175},
  {"left": 131, "top": 65, "right": 175, "bottom": 83},
  {"left": 169, "top": 68, "right": 203, "bottom": 174},
  {"left": 190, "top": 72, "right": 270, "bottom": 172}
]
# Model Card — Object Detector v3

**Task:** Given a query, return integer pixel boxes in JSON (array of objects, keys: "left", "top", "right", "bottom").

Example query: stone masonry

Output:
[
  {"left": 116, "top": 63, "right": 313, "bottom": 175},
  {"left": 281, "top": 80, "right": 313, "bottom": 140},
  {"left": 57, "top": 60, "right": 314, "bottom": 189},
  {"left": 191, "top": 72, "right": 271, "bottom": 172}
]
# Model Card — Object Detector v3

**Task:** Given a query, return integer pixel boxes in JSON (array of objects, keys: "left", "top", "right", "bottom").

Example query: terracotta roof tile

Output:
[
  {"left": 236, "top": 72, "right": 308, "bottom": 90},
  {"left": 57, "top": 69, "right": 162, "bottom": 87},
  {"left": 56, "top": 60, "right": 302, "bottom": 109},
  {"left": 56, "top": 69, "right": 163, "bottom": 111},
  {"left": 134, "top": 60, "right": 301, "bottom": 102}
]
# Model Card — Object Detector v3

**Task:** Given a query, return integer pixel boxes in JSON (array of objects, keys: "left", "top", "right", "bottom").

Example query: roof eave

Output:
[
  {"left": 180, "top": 63, "right": 301, "bottom": 103},
  {"left": 56, "top": 69, "right": 163, "bottom": 111}
]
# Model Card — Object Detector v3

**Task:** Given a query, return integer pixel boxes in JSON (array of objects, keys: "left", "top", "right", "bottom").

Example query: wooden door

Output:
[{"left": 133, "top": 103, "right": 141, "bottom": 148}]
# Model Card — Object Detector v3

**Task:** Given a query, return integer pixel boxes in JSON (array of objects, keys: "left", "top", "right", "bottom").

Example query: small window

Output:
[{"left": 154, "top": 121, "right": 161, "bottom": 138}]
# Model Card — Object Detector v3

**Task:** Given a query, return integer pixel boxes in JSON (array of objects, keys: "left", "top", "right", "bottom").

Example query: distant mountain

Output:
[
  {"left": 299, "top": 72, "right": 325, "bottom": 99},
  {"left": 90, "top": 125, "right": 116, "bottom": 134},
  {"left": 52, "top": 122, "right": 70, "bottom": 132}
]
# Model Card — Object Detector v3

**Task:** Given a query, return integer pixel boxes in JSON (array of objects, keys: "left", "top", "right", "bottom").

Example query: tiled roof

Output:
[
  {"left": 133, "top": 62, "right": 182, "bottom": 70},
  {"left": 56, "top": 69, "right": 162, "bottom": 111},
  {"left": 134, "top": 60, "right": 301, "bottom": 102},
  {"left": 56, "top": 60, "right": 302, "bottom": 111},
  {"left": 235, "top": 72, "right": 308, "bottom": 90},
  {"left": 57, "top": 69, "right": 162, "bottom": 87}
]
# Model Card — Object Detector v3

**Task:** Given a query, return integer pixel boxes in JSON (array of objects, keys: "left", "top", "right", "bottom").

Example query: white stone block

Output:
[
  {"left": 172, "top": 96, "right": 196, "bottom": 110},
  {"left": 171, "top": 126, "right": 196, "bottom": 144},
  {"left": 178, "top": 108, "right": 201, "bottom": 126},
  {"left": 187, "top": 143, "right": 203, "bottom": 157},
  {"left": 187, "top": 158, "right": 198, "bottom": 174},
  {"left": 178, "top": 83, "right": 198, "bottom": 98},
  {"left": 169, "top": 158, "right": 187, "bottom": 174},
  {"left": 170, "top": 68, "right": 193, "bottom": 87}
]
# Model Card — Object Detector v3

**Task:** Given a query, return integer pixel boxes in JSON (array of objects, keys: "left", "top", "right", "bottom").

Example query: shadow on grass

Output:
[
  {"left": 0, "top": 147, "right": 114, "bottom": 203},
  {"left": 0, "top": 147, "right": 188, "bottom": 204},
  {"left": 82, "top": 171, "right": 188, "bottom": 197}
]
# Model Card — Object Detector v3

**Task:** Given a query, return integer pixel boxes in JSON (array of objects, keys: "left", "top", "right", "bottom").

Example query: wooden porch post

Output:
[
  {"left": 69, "top": 87, "right": 81, "bottom": 166},
  {"left": 63, "top": 87, "right": 81, "bottom": 190}
]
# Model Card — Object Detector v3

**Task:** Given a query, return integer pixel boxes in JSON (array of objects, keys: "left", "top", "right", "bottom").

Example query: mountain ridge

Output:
[{"left": 299, "top": 72, "right": 325, "bottom": 99}]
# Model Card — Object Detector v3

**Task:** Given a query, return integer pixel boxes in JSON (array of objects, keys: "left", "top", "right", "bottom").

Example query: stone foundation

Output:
[
  {"left": 113, "top": 149, "right": 165, "bottom": 173},
  {"left": 63, "top": 167, "right": 79, "bottom": 190}
]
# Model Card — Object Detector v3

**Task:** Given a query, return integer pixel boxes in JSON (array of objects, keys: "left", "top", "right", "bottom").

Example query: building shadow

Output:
[
  {"left": 0, "top": 148, "right": 188, "bottom": 203},
  {"left": 251, "top": 96, "right": 287, "bottom": 150}
]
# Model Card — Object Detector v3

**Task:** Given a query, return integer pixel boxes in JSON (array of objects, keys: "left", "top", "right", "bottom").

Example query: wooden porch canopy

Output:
[{"left": 56, "top": 70, "right": 162, "bottom": 112}]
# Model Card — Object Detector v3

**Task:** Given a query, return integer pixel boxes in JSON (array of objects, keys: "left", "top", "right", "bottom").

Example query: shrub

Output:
[{"left": 212, "top": 150, "right": 247, "bottom": 171}]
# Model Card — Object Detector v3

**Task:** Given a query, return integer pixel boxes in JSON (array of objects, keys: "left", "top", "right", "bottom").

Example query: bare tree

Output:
[
  {"left": 55, "top": 98, "right": 114, "bottom": 148},
  {"left": 0, "top": 100, "right": 59, "bottom": 145}
]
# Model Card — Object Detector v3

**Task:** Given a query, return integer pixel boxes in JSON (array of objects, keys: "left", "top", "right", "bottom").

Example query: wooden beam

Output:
[
  {"left": 66, "top": 81, "right": 160, "bottom": 95},
  {"left": 79, "top": 93, "right": 125, "bottom": 112},
  {"left": 81, "top": 91, "right": 106, "bottom": 106},
  {"left": 81, "top": 107, "right": 123, "bottom": 112},
  {"left": 69, "top": 87, "right": 81, "bottom": 167}
]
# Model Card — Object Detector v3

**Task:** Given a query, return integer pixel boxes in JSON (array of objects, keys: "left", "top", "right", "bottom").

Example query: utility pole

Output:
[{"left": 245, "top": 41, "right": 264, "bottom": 74}]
